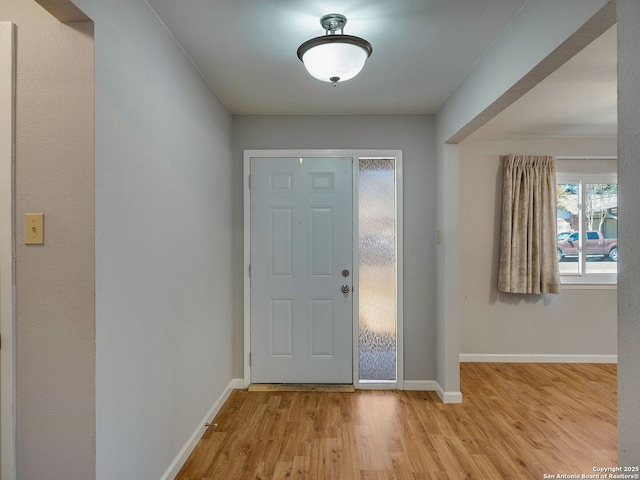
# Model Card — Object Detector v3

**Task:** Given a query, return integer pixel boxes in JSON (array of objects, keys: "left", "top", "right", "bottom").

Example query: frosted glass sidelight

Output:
[{"left": 358, "top": 159, "right": 396, "bottom": 381}]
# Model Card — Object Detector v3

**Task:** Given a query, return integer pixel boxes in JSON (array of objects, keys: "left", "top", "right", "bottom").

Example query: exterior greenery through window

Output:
[{"left": 556, "top": 172, "right": 617, "bottom": 284}]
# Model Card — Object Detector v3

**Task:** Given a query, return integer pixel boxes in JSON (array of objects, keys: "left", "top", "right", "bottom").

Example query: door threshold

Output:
[{"left": 248, "top": 384, "right": 355, "bottom": 393}]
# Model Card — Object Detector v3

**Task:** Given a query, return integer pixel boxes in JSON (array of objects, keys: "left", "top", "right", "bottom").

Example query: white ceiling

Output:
[
  {"left": 472, "top": 25, "right": 617, "bottom": 138},
  {"left": 146, "top": 0, "right": 617, "bottom": 137}
]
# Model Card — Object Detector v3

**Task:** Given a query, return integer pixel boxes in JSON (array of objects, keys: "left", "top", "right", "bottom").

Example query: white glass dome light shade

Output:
[{"left": 297, "top": 35, "right": 372, "bottom": 84}]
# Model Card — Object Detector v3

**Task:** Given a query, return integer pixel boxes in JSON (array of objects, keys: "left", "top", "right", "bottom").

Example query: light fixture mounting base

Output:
[{"left": 320, "top": 13, "right": 347, "bottom": 34}]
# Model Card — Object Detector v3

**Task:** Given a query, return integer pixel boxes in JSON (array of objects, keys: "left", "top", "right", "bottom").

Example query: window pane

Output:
[
  {"left": 584, "top": 183, "right": 618, "bottom": 274},
  {"left": 556, "top": 183, "right": 580, "bottom": 274},
  {"left": 358, "top": 158, "right": 396, "bottom": 382}
]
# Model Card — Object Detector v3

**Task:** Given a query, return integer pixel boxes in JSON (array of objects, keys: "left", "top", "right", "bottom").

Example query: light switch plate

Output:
[{"left": 25, "top": 213, "right": 44, "bottom": 245}]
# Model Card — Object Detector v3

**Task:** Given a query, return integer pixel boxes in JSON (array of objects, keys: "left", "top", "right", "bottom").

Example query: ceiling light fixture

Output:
[{"left": 297, "top": 13, "right": 372, "bottom": 86}]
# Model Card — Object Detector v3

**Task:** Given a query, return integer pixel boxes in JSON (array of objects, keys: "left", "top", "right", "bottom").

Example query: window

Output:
[
  {"left": 358, "top": 158, "right": 400, "bottom": 383},
  {"left": 556, "top": 168, "right": 617, "bottom": 284}
]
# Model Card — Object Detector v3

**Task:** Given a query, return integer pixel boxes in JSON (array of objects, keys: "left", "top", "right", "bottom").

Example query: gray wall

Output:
[
  {"left": 69, "top": 0, "right": 235, "bottom": 478},
  {"left": 459, "top": 137, "right": 617, "bottom": 360},
  {"left": 232, "top": 115, "right": 437, "bottom": 381},
  {"left": 0, "top": 1, "right": 95, "bottom": 478},
  {"left": 617, "top": 0, "right": 640, "bottom": 464}
]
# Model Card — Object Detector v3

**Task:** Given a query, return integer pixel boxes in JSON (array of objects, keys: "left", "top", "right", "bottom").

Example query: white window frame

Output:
[{"left": 556, "top": 170, "right": 617, "bottom": 287}]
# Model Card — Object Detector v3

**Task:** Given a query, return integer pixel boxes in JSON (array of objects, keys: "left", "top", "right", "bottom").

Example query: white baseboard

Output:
[
  {"left": 403, "top": 380, "right": 463, "bottom": 404},
  {"left": 436, "top": 386, "right": 463, "bottom": 404},
  {"left": 229, "top": 378, "right": 245, "bottom": 389},
  {"left": 460, "top": 354, "right": 618, "bottom": 363},
  {"left": 160, "top": 377, "right": 244, "bottom": 480},
  {"left": 403, "top": 380, "right": 438, "bottom": 391}
]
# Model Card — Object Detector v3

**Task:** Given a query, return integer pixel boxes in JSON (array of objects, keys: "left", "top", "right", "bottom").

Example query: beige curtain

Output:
[{"left": 498, "top": 154, "right": 560, "bottom": 294}]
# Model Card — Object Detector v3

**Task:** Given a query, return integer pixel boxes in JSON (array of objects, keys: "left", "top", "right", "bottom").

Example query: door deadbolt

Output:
[{"left": 342, "top": 269, "right": 350, "bottom": 277}]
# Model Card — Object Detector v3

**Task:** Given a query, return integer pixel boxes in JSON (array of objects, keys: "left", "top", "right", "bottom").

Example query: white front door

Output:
[{"left": 250, "top": 156, "right": 353, "bottom": 384}]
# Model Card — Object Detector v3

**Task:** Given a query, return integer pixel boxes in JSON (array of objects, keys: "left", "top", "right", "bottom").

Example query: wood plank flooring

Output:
[{"left": 175, "top": 363, "right": 617, "bottom": 479}]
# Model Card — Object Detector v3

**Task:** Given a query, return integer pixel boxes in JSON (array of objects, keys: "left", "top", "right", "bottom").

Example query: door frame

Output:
[
  {"left": 0, "top": 21, "right": 16, "bottom": 480},
  {"left": 243, "top": 149, "right": 403, "bottom": 389}
]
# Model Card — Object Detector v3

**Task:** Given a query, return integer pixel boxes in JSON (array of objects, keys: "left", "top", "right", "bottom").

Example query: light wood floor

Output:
[{"left": 176, "top": 363, "right": 616, "bottom": 479}]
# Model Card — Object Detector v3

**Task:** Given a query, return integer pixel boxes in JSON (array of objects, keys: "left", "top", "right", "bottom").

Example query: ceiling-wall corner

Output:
[{"left": 33, "top": 0, "right": 91, "bottom": 23}]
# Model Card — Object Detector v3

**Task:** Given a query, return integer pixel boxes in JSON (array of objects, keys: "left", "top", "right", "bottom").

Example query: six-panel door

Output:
[{"left": 250, "top": 157, "right": 353, "bottom": 384}]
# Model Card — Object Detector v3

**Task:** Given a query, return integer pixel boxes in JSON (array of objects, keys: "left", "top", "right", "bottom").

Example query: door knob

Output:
[{"left": 341, "top": 284, "right": 350, "bottom": 294}]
